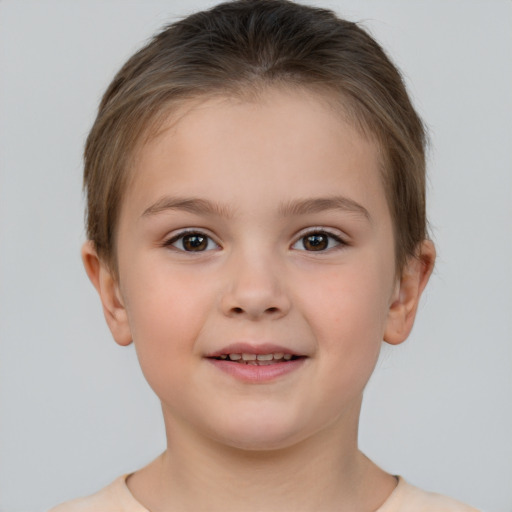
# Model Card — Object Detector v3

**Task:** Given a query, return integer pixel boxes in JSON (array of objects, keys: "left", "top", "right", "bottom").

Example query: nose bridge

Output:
[{"left": 220, "top": 242, "right": 290, "bottom": 320}]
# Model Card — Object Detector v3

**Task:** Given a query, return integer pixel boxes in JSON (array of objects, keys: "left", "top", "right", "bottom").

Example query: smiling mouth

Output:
[{"left": 210, "top": 353, "right": 303, "bottom": 365}]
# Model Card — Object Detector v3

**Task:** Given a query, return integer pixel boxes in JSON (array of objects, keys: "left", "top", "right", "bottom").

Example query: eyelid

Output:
[
  {"left": 163, "top": 228, "right": 221, "bottom": 252},
  {"left": 291, "top": 227, "right": 348, "bottom": 251}
]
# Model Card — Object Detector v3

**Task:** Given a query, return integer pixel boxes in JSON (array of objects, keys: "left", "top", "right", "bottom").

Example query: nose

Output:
[{"left": 220, "top": 252, "right": 291, "bottom": 320}]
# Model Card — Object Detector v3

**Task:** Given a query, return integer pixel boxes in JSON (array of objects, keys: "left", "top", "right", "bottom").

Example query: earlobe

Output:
[
  {"left": 81, "top": 241, "right": 133, "bottom": 347},
  {"left": 383, "top": 240, "right": 436, "bottom": 345}
]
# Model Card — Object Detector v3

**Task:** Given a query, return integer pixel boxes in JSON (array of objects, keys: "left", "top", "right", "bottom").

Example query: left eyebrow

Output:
[
  {"left": 141, "top": 196, "right": 235, "bottom": 219},
  {"left": 278, "top": 196, "right": 371, "bottom": 221}
]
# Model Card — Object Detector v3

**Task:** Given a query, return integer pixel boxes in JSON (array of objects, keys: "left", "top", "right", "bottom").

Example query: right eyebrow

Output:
[
  {"left": 278, "top": 196, "right": 371, "bottom": 221},
  {"left": 141, "top": 196, "right": 235, "bottom": 219}
]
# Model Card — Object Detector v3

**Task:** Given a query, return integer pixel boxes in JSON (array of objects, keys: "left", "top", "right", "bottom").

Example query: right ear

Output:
[{"left": 81, "top": 241, "right": 132, "bottom": 346}]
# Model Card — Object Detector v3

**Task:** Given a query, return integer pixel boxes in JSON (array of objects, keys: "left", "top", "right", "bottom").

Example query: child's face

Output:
[{"left": 88, "top": 88, "right": 423, "bottom": 450}]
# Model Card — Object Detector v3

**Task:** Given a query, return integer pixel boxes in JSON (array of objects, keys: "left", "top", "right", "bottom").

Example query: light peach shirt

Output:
[{"left": 49, "top": 474, "right": 480, "bottom": 512}]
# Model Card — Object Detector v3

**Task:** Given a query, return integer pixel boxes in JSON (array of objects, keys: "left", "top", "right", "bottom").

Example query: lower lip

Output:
[{"left": 207, "top": 358, "right": 306, "bottom": 383}]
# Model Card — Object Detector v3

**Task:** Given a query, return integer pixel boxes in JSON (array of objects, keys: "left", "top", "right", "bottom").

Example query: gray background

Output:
[{"left": 1, "top": 1, "right": 511, "bottom": 511}]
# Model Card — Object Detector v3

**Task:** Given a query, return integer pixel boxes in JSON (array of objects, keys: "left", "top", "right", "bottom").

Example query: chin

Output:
[
  {"left": 206, "top": 412, "right": 312, "bottom": 452},
  {"left": 217, "top": 433, "right": 303, "bottom": 453}
]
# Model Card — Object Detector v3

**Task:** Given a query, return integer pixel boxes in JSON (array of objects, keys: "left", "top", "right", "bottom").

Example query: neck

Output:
[{"left": 126, "top": 402, "right": 396, "bottom": 512}]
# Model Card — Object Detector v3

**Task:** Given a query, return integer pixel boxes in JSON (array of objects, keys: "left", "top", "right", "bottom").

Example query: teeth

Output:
[
  {"left": 221, "top": 352, "right": 296, "bottom": 363},
  {"left": 256, "top": 354, "right": 273, "bottom": 361}
]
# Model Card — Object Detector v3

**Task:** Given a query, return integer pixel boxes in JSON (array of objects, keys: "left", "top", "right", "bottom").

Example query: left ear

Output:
[
  {"left": 81, "top": 240, "right": 133, "bottom": 347},
  {"left": 384, "top": 240, "right": 436, "bottom": 345}
]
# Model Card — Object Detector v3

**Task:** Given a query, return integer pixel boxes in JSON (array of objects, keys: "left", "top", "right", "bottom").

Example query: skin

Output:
[{"left": 83, "top": 88, "right": 435, "bottom": 511}]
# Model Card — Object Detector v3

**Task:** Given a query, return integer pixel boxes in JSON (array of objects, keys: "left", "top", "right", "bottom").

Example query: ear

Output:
[
  {"left": 81, "top": 241, "right": 133, "bottom": 346},
  {"left": 383, "top": 240, "right": 436, "bottom": 345}
]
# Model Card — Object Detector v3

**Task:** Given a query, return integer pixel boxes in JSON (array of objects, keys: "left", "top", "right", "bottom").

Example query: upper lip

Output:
[{"left": 205, "top": 342, "right": 304, "bottom": 358}]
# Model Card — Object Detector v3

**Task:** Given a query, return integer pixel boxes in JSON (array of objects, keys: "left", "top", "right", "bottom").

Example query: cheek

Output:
[
  {"left": 298, "top": 262, "right": 391, "bottom": 343},
  {"left": 121, "top": 267, "right": 213, "bottom": 389},
  {"left": 294, "top": 259, "right": 393, "bottom": 388}
]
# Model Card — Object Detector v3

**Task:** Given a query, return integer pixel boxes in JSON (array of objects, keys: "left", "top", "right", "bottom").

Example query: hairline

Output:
[{"left": 103, "top": 82, "right": 396, "bottom": 276}]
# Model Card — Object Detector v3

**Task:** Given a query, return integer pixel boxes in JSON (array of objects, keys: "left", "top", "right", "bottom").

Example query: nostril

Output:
[{"left": 229, "top": 306, "right": 280, "bottom": 316}]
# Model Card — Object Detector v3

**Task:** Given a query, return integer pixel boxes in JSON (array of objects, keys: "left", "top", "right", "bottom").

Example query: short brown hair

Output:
[{"left": 84, "top": 0, "right": 428, "bottom": 273}]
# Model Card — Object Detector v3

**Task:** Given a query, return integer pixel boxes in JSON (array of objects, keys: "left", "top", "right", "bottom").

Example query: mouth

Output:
[
  {"left": 205, "top": 344, "right": 307, "bottom": 382},
  {"left": 210, "top": 352, "right": 304, "bottom": 365}
]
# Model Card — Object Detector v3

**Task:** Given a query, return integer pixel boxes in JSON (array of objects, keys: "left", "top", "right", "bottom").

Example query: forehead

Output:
[
  {"left": 134, "top": 86, "right": 381, "bottom": 166},
  {"left": 123, "top": 88, "right": 387, "bottom": 220}
]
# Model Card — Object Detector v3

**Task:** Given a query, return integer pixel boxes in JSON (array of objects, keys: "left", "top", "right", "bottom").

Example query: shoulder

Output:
[
  {"left": 377, "top": 477, "right": 481, "bottom": 512},
  {"left": 48, "top": 474, "right": 146, "bottom": 512}
]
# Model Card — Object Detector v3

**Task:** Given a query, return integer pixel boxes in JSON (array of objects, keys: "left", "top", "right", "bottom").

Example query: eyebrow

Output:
[
  {"left": 278, "top": 196, "right": 370, "bottom": 220},
  {"left": 141, "top": 195, "right": 370, "bottom": 221},
  {"left": 142, "top": 197, "right": 235, "bottom": 218}
]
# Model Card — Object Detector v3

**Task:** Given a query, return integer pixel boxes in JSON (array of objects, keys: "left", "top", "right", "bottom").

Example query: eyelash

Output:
[
  {"left": 164, "top": 230, "right": 220, "bottom": 252},
  {"left": 291, "top": 229, "right": 346, "bottom": 252},
  {"left": 164, "top": 228, "right": 346, "bottom": 253}
]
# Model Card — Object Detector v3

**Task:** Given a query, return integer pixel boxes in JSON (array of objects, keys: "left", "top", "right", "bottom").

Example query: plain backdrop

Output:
[{"left": 1, "top": 1, "right": 511, "bottom": 511}]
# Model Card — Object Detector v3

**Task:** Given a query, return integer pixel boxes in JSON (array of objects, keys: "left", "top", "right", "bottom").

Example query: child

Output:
[{"left": 51, "top": 1, "right": 479, "bottom": 510}]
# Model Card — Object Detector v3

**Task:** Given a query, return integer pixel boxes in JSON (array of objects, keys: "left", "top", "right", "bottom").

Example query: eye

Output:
[
  {"left": 166, "top": 231, "right": 219, "bottom": 252},
  {"left": 292, "top": 230, "right": 344, "bottom": 252}
]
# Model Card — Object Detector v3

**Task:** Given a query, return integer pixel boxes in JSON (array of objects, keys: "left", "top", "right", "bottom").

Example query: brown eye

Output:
[
  {"left": 303, "top": 233, "right": 329, "bottom": 251},
  {"left": 183, "top": 234, "right": 207, "bottom": 251},
  {"left": 292, "top": 231, "right": 343, "bottom": 252},
  {"left": 168, "top": 232, "right": 219, "bottom": 252}
]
